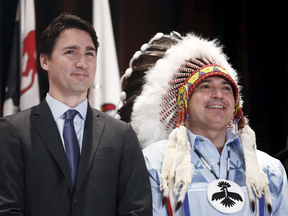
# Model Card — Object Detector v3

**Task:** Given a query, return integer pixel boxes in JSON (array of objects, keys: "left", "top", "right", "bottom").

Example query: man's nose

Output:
[
  {"left": 75, "top": 54, "right": 88, "bottom": 69},
  {"left": 211, "top": 88, "right": 223, "bottom": 98}
]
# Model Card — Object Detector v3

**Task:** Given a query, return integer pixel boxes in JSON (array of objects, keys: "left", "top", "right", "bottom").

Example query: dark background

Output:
[{"left": 0, "top": 0, "right": 287, "bottom": 157}]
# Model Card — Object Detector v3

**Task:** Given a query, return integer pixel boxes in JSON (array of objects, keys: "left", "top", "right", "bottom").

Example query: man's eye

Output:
[
  {"left": 201, "top": 85, "right": 210, "bottom": 89},
  {"left": 86, "top": 52, "right": 95, "bottom": 57},
  {"left": 65, "top": 50, "right": 74, "bottom": 54},
  {"left": 223, "top": 86, "right": 232, "bottom": 91}
]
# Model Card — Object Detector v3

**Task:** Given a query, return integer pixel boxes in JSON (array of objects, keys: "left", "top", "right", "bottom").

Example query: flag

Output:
[
  {"left": 90, "top": 0, "right": 120, "bottom": 116},
  {"left": 19, "top": 0, "right": 40, "bottom": 110},
  {"left": 3, "top": 0, "right": 40, "bottom": 116}
]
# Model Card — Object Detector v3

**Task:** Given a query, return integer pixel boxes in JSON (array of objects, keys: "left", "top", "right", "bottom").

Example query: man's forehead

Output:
[
  {"left": 200, "top": 76, "right": 233, "bottom": 85},
  {"left": 56, "top": 28, "right": 95, "bottom": 48}
]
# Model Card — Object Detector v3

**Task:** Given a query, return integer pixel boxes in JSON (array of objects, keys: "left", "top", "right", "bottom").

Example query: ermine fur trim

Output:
[
  {"left": 240, "top": 125, "right": 272, "bottom": 214},
  {"left": 159, "top": 126, "right": 192, "bottom": 210}
]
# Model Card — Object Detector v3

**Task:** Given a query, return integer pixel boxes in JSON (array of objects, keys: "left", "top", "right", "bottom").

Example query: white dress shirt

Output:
[{"left": 45, "top": 93, "right": 87, "bottom": 153}]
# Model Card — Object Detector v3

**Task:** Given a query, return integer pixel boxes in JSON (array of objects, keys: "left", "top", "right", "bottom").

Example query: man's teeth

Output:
[{"left": 207, "top": 105, "right": 224, "bottom": 109}]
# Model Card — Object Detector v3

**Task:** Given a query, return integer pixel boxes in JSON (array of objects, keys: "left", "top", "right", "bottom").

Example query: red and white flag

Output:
[
  {"left": 3, "top": 0, "right": 40, "bottom": 116},
  {"left": 90, "top": 0, "right": 120, "bottom": 116},
  {"left": 19, "top": 0, "right": 40, "bottom": 110}
]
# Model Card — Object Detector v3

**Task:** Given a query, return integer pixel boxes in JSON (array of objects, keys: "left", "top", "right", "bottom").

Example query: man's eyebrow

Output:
[
  {"left": 199, "top": 79, "right": 212, "bottom": 84},
  {"left": 221, "top": 80, "right": 233, "bottom": 86},
  {"left": 86, "top": 46, "right": 96, "bottom": 52},
  {"left": 62, "top": 45, "right": 79, "bottom": 50},
  {"left": 62, "top": 46, "right": 96, "bottom": 52}
]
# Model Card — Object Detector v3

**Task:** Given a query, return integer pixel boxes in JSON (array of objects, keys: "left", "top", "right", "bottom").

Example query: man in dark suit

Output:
[{"left": 0, "top": 13, "right": 152, "bottom": 216}]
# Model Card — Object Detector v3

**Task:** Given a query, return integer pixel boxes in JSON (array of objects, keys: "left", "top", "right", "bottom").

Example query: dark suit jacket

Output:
[{"left": 0, "top": 99, "right": 152, "bottom": 216}]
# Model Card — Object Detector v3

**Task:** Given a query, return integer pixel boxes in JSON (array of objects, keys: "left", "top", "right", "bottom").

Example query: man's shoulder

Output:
[
  {"left": 257, "top": 149, "right": 280, "bottom": 164},
  {"left": 91, "top": 108, "right": 125, "bottom": 123},
  {"left": 142, "top": 139, "right": 168, "bottom": 168},
  {"left": 256, "top": 149, "right": 285, "bottom": 176},
  {"left": 1, "top": 107, "right": 32, "bottom": 122},
  {"left": 143, "top": 139, "right": 168, "bottom": 153},
  {"left": 0, "top": 107, "right": 35, "bottom": 135}
]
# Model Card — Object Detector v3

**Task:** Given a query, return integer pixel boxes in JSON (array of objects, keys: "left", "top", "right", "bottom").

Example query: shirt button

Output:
[
  {"left": 200, "top": 138, "right": 204, "bottom": 142},
  {"left": 73, "top": 199, "right": 78, "bottom": 205}
]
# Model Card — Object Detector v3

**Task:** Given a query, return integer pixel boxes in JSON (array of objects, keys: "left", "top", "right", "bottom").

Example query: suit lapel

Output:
[
  {"left": 74, "top": 105, "right": 104, "bottom": 194},
  {"left": 30, "top": 100, "right": 74, "bottom": 192}
]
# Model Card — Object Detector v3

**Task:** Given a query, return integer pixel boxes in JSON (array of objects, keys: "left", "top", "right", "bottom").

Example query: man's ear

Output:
[{"left": 39, "top": 53, "right": 49, "bottom": 71}]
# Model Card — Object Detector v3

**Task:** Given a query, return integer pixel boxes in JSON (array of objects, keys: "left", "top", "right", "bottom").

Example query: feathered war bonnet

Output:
[
  {"left": 129, "top": 32, "right": 272, "bottom": 214},
  {"left": 117, "top": 31, "right": 182, "bottom": 122}
]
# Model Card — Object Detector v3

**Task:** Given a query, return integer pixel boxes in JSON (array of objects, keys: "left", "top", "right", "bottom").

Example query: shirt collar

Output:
[
  {"left": 46, "top": 93, "right": 88, "bottom": 121},
  {"left": 186, "top": 128, "right": 242, "bottom": 152}
]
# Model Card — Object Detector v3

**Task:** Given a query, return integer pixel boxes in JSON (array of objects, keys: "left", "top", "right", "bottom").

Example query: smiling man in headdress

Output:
[{"left": 118, "top": 32, "right": 288, "bottom": 216}]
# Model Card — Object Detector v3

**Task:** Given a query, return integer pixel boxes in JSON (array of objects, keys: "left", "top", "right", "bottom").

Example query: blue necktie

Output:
[{"left": 63, "top": 109, "right": 80, "bottom": 185}]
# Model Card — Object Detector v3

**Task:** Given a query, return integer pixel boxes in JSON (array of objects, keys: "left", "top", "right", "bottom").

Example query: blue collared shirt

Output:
[
  {"left": 143, "top": 129, "right": 288, "bottom": 215},
  {"left": 46, "top": 93, "right": 87, "bottom": 153}
]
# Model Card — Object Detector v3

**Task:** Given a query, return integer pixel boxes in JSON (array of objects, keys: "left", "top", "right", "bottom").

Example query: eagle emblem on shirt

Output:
[{"left": 212, "top": 181, "right": 243, "bottom": 207}]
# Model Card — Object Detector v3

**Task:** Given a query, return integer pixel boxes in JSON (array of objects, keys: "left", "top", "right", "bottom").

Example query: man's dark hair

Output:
[{"left": 38, "top": 12, "right": 99, "bottom": 59}]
